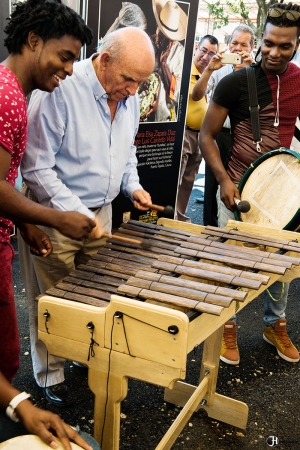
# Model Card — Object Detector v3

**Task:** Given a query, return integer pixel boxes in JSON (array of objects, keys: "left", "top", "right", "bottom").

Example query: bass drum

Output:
[
  {"left": 0, "top": 435, "right": 83, "bottom": 449},
  {"left": 234, "top": 148, "right": 300, "bottom": 231}
]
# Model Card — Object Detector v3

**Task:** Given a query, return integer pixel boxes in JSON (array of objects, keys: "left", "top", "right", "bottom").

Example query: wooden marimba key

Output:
[{"left": 37, "top": 220, "right": 300, "bottom": 450}]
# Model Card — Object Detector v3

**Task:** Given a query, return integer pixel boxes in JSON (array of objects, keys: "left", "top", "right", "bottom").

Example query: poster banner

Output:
[{"left": 93, "top": 0, "right": 199, "bottom": 226}]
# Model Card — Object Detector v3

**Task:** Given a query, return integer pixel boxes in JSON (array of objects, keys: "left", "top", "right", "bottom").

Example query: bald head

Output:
[
  {"left": 97, "top": 27, "right": 155, "bottom": 102},
  {"left": 100, "top": 26, "right": 154, "bottom": 70}
]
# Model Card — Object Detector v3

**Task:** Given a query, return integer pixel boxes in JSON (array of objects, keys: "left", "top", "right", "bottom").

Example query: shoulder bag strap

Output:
[{"left": 246, "top": 66, "right": 262, "bottom": 152}]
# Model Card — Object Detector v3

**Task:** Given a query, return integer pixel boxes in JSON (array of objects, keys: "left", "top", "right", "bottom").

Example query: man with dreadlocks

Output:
[
  {"left": 0, "top": 1, "right": 99, "bottom": 447},
  {"left": 200, "top": 1, "right": 300, "bottom": 365}
]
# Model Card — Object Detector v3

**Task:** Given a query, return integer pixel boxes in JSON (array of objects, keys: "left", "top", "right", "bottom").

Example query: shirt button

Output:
[
  {"left": 95, "top": 95, "right": 99, "bottom": 100},
  {"left": 105, "top": 109, "right": 109, "bottom": 114}
]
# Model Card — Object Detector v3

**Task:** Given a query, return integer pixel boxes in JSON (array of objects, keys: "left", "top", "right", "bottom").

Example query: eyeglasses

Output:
[
  {"left": 199, "top": 47, "right": 216, "bottom": 59},
  {"left": 268, "top": 7, "right": 300, "bottom": 21}
]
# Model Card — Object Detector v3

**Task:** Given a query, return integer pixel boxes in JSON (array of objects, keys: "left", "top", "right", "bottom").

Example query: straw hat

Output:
[{"left": 152, "top": 0, "right": 187, "bottom": 41}]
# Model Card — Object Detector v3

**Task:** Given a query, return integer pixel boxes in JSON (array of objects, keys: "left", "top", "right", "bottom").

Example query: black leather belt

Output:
[
  {"left": 186, "top": 126, "right": 200, "bottom": 133},
  {"left": 221, "top": 127, "right": 231, "bottom": 134},
  {"left": 89, "top": 207, "right": 101, "bottom": 211}
]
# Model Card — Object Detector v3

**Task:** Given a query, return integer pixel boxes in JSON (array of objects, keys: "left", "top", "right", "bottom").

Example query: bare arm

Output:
[
  {"left": 199, "top": 101, "right": 239, "bottom": 211},
  {"left": 0, "top": 146, "right": 95, "bottom": 240},
  {"left": 0, "top": 372, "right": 93, "bottom": 450},
  {"left": 192, "top": 54, "right": 224, "bottom": 101}
]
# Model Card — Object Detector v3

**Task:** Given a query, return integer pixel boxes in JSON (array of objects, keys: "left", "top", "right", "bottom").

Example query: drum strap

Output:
[
  {"left": 246, "top": 67, "right": 262, "bottom": 152},
  {"left": 294, "top": 121, "right": 300, "bottom": 142}
]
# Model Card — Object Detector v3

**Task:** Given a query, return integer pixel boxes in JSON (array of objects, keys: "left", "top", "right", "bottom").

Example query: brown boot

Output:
[
  {"left": 220, "top": 321, "right": 240, "bottom": 365},
  {"left": 263, "top": 319, "right": 299, "bottom": 363}
]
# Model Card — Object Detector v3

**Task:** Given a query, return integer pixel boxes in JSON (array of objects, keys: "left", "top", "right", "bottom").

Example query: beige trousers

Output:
[{"left": 18, "top": 204, "right": 111, "bottom": 387}]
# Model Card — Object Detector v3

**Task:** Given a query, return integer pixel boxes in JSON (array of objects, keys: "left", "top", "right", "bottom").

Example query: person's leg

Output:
[
  {"left": 176, "top": 129, "right": 201, "bottom": 222},
  {"left": 216, "top": 186, "right": 235, "bottom": 229},
  {"left": 217, "top": 188, "right": 298, "bottom": 363},
  {"left": 264, "top": 282, "right": 288, "bottom": 327},
  {"left": 216, "top": 188, "right": 240, "bottom": 364},
  {"left": 18, "top": 226, "right": 83, "bottom": 388},
  {"left": 263, "top": 282, "right": 299, "bottom": 362},
  {"left": 203, "top": 131, "right": 233, "bottom": 226},
  {"left": 0, "top": 243, "right": 20, "bottom": 382},
  {"left": 203, "top": 163, "right": 218, "bottom": 226}
]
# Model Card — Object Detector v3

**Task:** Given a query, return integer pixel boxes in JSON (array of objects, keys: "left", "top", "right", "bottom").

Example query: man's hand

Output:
[
  {"left": 18, "top": 224, "right": 52, "bottom": 257},
  {"left": 55, "top": 212, "right": 96, "bottom": 240},
  {"left": 87, "top": 215, "right": 104, "bottom": 239},
  {"left": 133, "top": 189, "right": 152, "bottom": 210},
  {"left": 220, "top": 179, "right": 240, "bottom": 212},
  {"left": 206, "top": 53, "right": 225, "bottom": 72},
  {"left": 235, "top": 51, "right": 255, "bottom": 70},
  {"left": 17, "top": 400, "right": 93, "bottom": 450}
]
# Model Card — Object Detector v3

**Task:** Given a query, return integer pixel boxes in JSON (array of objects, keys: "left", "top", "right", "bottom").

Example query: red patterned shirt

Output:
[{"left": 0, "top": 65, "right": 27, "bottom": 242}]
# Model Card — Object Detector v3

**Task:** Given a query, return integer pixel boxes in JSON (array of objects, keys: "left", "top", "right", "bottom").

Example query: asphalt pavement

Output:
[{"left": 7, "top": 171, "right": 300, "bottom": 450}]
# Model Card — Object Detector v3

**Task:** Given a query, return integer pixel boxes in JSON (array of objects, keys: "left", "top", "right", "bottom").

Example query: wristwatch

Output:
[{"left": 6, "top": 392, "right": 31, "bottom": 422}]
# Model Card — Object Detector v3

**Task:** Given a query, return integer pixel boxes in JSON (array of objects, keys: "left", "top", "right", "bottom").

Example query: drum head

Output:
[
  {"left": 235, "top": 148, "right": 300, "bottom": 230},
  {"left": 0, "top": 435, "right": 83, "bottom": 449}
]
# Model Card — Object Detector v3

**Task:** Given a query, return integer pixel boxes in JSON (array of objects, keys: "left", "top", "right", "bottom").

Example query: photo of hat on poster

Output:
[
  {"left": 152, "top": 0, "right": 188, "bottom": 42},
  {"left": 98, "top": 0, "right": 189, "bottom": 123}
]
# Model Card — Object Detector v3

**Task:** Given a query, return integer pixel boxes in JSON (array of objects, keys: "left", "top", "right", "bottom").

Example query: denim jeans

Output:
[{"left": 217, "top": 187, "right": 287, "bottom": 327}]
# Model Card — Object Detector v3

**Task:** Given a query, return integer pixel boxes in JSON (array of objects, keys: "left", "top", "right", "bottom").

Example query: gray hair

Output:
[
  {"left": 105, "top": 2, "right": 147, "bottom": 35},
  {"left": 98, "top": 29, "right": 123, "bottom": 61},
  {"left": 230, "top": 24, "right": 255, "bottom": 46}
]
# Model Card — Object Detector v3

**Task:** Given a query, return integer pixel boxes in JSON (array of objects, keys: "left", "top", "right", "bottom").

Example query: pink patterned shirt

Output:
[{"left": 0, "top": 65, "right": 27, "bottom": 242}]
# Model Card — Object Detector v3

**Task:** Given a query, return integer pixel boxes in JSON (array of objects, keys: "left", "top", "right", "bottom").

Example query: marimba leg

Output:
[
  {"left": 163, "top": 324, "right": 248, "bottom": 440},
  {"left": 200, "top": 325, "right": 248, "bottom": 428},
  {"left": 89, "top": 368, "right": 128, "bottom": 450}
]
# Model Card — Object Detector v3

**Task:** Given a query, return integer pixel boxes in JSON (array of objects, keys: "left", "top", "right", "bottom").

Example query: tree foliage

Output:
[{"left": 207, "top": 0, "right": 276, "bottom": 37}]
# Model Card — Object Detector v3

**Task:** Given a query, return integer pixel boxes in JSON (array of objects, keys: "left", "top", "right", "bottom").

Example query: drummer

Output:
[{"left": 199, "top": 2, "right": 300, "bottom": 365}]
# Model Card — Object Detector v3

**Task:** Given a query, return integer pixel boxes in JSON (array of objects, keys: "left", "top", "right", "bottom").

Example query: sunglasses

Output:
[{"left": 268, "top": 7, "right": 300, "bottom": 21}]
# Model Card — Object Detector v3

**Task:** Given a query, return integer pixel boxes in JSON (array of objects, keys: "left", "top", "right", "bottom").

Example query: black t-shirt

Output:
[{"left": 212, "top": 62, "right": 300, "bottom": 183}]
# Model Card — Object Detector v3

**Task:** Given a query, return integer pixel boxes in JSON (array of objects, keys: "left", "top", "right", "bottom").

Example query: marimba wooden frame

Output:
[{"left": 37, "top": 220, "right": 300, "bottom": 450}]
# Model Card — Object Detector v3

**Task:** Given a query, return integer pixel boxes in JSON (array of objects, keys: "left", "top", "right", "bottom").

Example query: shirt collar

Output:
[
  {"left": 85, "top": 54, "right": 107, "bottom": 100},
  {"left": 191, "top": 62, "right": 202, "bottom": 77},
  {"left": 85, "top": 54, "right": 129, "bottom": 105}
]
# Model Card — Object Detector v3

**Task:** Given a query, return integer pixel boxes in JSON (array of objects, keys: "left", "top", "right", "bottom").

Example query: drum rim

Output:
[{"left": 234, "top": 147, "right": 300, "bottom": 230}]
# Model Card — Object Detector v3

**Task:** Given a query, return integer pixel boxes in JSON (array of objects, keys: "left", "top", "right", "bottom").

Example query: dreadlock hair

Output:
[
  {"left": 265, "top": 1, "right": 300, "bottom": 37},
  {"left": 4, "top": 0, "right": 93, "bottom": 54}
]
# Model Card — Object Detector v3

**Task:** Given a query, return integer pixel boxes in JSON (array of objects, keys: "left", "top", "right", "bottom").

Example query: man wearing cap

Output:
[
  {"left": 150, "top": 0, "right": 187, "bottom": 121},
  {"left": 175, "top": 35, "right": 218, "bottom": 222}
]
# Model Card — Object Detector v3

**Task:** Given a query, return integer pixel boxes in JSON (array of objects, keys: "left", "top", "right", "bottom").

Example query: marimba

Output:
[{"left": 37, "top": 219, "right": 300, "bottom": 450}]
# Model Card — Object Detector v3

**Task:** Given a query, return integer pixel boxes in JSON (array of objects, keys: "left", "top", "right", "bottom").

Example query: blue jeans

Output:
[
  {"left": 78, "top": 430, "right": 100, "bottom": 450},
  {"left": 217, "top": 188, "right": 287, "bottom": 327}
]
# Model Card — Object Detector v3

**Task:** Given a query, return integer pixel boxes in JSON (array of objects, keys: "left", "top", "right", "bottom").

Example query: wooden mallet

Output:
[
  {"left": 146, "top": 203, "right": 174, "bottom": 217},
  {"left": 234, "top": 198, "right": 251, "bottom": 213}
]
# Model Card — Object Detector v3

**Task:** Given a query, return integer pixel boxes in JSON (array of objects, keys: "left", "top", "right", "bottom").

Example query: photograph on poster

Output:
[
  {"left": 61, "top": 0, "right": 81, "bottom": 14},
  {"left": 99, "top": 0, "right": 190, "bottom": 123}
]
